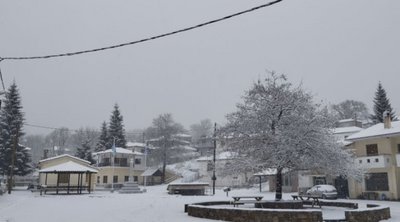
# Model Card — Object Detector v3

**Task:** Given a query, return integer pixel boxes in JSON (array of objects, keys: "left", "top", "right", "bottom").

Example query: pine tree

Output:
[
  {"left": 76, "top": 141, "right": 95, "bottom": 164},
  {"left": 108, "top": 104, "right": 126, "bottom": 148},
  {"left": 371, "top": 82, "right": 397, "bottom": 123},
  {"left": 95, "top": 121, "right": 109, "bottom": 152},
  {"left": 0, "top": 83, "right": 32, "bottom": 193}
]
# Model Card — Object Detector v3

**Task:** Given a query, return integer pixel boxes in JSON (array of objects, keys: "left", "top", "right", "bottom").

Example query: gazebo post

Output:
[
  {"left": 88, "top": 172, "right": 92, "bottom": 194},
  {"left": 79, "top": 173, "right": 83, "bottom": 194},
  {"left": 56, "top": 173, "right": 60, "bottom": 194},
  {"left": 77, "top": 173, "right": 81, "bottom": 194},
  {"left": 67, "top": 173, "right": 71, "bottom": 194}
]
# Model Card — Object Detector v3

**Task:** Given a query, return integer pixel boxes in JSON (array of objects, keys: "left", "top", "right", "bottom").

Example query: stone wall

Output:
[
  {"left": 187, "top": 205, "right": 322, "bottom": 222},
  {"left": 345, "top": 205, "right": 391, "bottom": 222}
]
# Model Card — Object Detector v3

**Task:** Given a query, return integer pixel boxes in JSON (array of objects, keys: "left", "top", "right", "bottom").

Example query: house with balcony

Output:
[
  {"left": 93, "top": 147, "right": 145, "bottom": 188},
  {"left": 346, "top": 114, "right": 400, "bottom": 200}
]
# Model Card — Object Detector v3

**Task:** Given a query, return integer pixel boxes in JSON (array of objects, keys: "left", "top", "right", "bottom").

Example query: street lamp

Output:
[
  {"left": 212, "top": 123, "right": 217, "bottom": 195},
  {"left": 111, "top": 137, "right": 117, "bottom": 193}
]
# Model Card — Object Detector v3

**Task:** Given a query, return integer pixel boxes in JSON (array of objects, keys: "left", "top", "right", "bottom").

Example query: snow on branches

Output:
[{"left": 219, "top": 73, "right": 362, "bottom": 193}]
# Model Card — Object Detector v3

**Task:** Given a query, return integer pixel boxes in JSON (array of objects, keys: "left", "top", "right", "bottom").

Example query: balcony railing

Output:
[
  {"left": 98, "top": 162, "right": 129, "bottom": 167},
  {"left": 356, "top": 154, "right": 392, "bottom": 169}
]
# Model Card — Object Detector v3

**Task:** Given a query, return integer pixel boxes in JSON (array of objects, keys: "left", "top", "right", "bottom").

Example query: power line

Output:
[
  {"left": 24, "top": 122, "right": 144, "bottom": 135},
  {"left": 0, "top": 0, "right": 282, "bottom": 61}
]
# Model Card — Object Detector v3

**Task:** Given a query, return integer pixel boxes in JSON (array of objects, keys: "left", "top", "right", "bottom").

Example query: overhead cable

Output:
[{"left": 0, "top": 0, "right": 282, "bottom": 61}]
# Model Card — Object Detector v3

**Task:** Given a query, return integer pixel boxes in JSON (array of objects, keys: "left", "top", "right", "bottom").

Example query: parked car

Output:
[{"left": 306, "top": 184, "right": 338, "bottom": 199}]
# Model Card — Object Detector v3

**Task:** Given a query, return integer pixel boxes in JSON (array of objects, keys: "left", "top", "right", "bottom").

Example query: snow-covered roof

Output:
[
  {"left": 141, "top": 167, "right": 161, "bottom": 177},
  {"left": 346, "top": 121, "right": 400, "bottom": 141},
  {"left": 196, "top": 151, "right": 236, "bottom": 161},
  {"left": 338, "top": 118, "right": 353, "bottom": 123},
  {"left": 126, "top": 142, "right": 146, "bottom": 147},
  {"left": 254, "top": 168, "right": 289, "bottom": 176},
  {"left": 92, "top": 147, "right": 134, "bottom": 155},
  {"left": 39, "top": 161, "right": 98, "bottom": 173},
  {"left": 175, "top": 133, "right": 191, "bottom": 138},
  {"left": 333, "top": 126, "right": 363, "bottom": 134},
  {"left": 39, "top": 154, "right": 91, "bottom": 164}
]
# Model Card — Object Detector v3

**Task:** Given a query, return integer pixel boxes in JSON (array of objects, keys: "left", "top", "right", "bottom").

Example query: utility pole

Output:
[
  {"left": 8, "top": 123, "right": 19, "bottom": 194},
  {"left": 212, "top": 123, "right": 217, "bottom": 195}
]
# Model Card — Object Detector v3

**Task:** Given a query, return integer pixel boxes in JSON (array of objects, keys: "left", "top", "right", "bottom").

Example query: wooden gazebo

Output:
[{"left": 39, "top": 161, "right": 98, "bottom": 195}]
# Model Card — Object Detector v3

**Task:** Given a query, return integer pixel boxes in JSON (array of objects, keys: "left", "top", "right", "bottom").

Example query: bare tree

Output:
[
  {"left": 331, "top": 100, "right": 369, "bottom": 120},
  {"left": 145, "top": 113, "right": 185, "bottom": 183},
  {"left": 190, "top": 119, "right": 213, "bottom": 145},
  {"left": 45, "top": 127, "right": 70, "bottom": 155}
]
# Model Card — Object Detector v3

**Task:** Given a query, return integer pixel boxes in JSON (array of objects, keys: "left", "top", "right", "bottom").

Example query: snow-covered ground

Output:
[{"left": 0, "top": 185, "right": 399, "bottom": 222}]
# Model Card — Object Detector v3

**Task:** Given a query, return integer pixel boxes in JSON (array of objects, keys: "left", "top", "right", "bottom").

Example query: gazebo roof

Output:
[{"left": 39, "top": 161, "right": 98, "bottom": 173}]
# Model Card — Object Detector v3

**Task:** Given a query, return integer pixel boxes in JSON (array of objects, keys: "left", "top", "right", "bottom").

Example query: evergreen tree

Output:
[
  {"left": 95, "top": 121, "right": 109, "bottom": 152},
  {"left": 108, "top": 104, "right": 126, "bottom": 148},
  {"left": 75, "top": 141, "right": 95, "bottom": 164},
  {"left": 371, "top": 82, "right": 397, "bottom": 123},
  {"left": 0, "top": 83, "right": 32, "bottom": 193}
]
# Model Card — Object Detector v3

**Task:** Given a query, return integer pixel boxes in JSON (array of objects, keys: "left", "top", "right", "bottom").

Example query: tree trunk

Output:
[{"left": 275, "top": 167, "right": 283, "bottom": 201}]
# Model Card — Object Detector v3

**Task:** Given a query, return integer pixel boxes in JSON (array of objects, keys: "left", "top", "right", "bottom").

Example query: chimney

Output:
[{"left": 383, "top": 111, "right": 391, "bottom": 129}]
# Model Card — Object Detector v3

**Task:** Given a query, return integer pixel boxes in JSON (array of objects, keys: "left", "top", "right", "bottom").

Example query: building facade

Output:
[
  {"left": 93, "top": 147, "right": 146, "bottom": 188},
  {"left": 346, "top": 116, "right": 400, "bottom": 200}
]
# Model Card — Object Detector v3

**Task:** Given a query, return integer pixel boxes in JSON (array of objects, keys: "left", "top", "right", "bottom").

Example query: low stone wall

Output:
[
  {"left": 255, "top": 200, "right": 303, "bottom": 209},
  {"left": 187, "top": 202, "right": 322, "bottom": 222},
  {"left": 185, "top": 200, "right": 390, "bottom": 222},
  {"left": 320, "top": 201, "right": 358, "bottom": 209},
  {"left": 345, "top": 205, "right": 391, "bottom": 222}
]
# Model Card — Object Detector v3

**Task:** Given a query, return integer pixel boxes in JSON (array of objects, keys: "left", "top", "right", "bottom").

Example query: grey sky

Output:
[{"left": 1, "top": 0, "right": 399, "bottom": 135}]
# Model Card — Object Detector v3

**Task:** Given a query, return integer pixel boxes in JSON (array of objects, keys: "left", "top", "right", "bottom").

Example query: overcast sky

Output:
[{"left": 1, "top": 0, "right": 399, "bottom": 135}]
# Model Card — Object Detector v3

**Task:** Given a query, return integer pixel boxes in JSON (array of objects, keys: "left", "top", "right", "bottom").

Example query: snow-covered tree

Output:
[
  {"left": 0, "top": 82, "right": 32, "bottom": 194},
  {"left": 95, "top": 121, "right": 109, "bottom": 152},
  {"left": 75, "top": 141, "right": 95, "bottom": 164},
  {"left": 190, "top": 119, "right": 213, "bottom": 145},
  {"left": 108, "top": 104, "right": 126, "bottom": 148},
  {"left": 145, "top": 113, "right": 186, "bottom": 183},
  {"left": 331, "top": 100, "right": 369, "bottom": 120},
  {"left": 371, "top": 82, "right": 397, "bottom": 123},
  {"left": 220, "top": 73, "right": 361, "bottom": 200},
  {"left": 45, "top": 127, "right": 70, "bottom": 155}
]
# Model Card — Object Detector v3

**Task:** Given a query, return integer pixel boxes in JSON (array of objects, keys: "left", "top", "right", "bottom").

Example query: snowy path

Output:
[{"left": 0, "top": 186, "right": 398, "bottom": 222}]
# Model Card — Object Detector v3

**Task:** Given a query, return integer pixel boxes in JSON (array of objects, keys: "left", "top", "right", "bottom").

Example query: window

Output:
[
  {"left": 397, "top": 144, "right": 400, "bottom": 153},
  {"left": 366, "top": 144, "right": 378, "bottom": 156},
  {"left": 283, "top": 174, "right": 291, "bottom": 186},
  {"left": 124, "top": 176, "right": 129, "bottom": 182},
  {"left": 103, "top": 176, "right": 108, "bottom": 184},
  {"left": 365, "top": 173, "right": 389, "bottom": 191},
  {"left": 359, "top": 160, "right": 362, "bottom": 164},
  {"left": 97, "top": 176, "right": 100, "bottom": 184},
  {"left": 113, "top": 176, "right": 118, "bottom": 183},
  {"left": 367, "top": 159, "right": 370, "bottom": 163},
  {"left": 375, "top": 158, "right": 379, "bottom": 163},
  {"left": 133, "top": 176, "right": 138, "bottom": 182},
  {"left": 59, "top": 174, "right": 69, "bottom": 183},
  {"left": 207, "top": 161, "right": 213, "bottom": 171},
  {"left": 135, "top": 158, "right": 141, "bottom": 165}
]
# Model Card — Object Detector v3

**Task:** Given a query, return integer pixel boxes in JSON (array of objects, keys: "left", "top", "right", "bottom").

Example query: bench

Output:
[
  {"left": 40, "top": 185, "right": 89, "bottom": 195},
  {"left": 232, "top": 196, "right": 263, "bottom": 207},
  {"left": 291, "top": 195, "right": 321, "bottom": 208}
]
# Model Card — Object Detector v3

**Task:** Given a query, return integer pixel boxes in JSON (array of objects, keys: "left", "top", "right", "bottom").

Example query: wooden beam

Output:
[
  {"left": 56, "top": 173, "right": 60, "bottom": 194},
  {"left": 67, "top": 173, "right": 71, "bottom": 194},
  {"left": 88, "top": 172, "right": 92, "bottom": 194}
]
